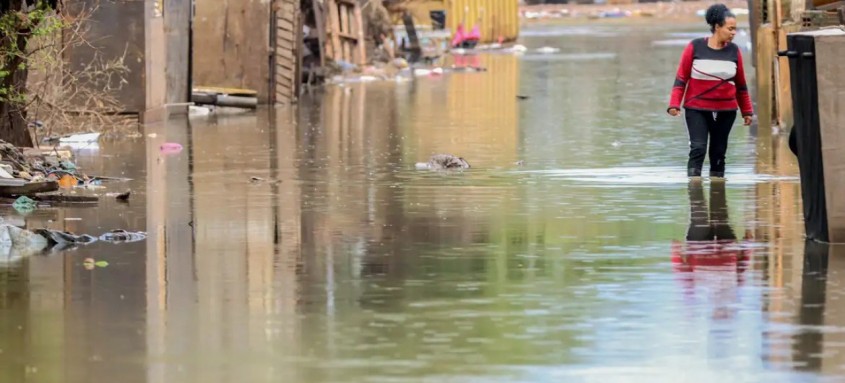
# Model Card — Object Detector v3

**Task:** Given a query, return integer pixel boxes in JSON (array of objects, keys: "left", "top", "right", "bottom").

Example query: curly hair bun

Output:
[{"left": 705, "top": 3, "right": 732, "bottom": 29}]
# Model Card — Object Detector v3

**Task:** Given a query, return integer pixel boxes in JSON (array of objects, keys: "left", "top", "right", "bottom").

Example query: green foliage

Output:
[{"left": 0, "top": 0, "right": 62, "bottom": 104}]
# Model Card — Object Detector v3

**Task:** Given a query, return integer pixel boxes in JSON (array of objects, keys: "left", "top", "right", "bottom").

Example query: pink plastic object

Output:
[
  {"left": 451, "top": 24, "right": 466, "bottom": 47},
  {"left": 160, "top": 142, "right": 183, "bottom": 154},
  {"left": 467, "top": 25, "right": 481, "bottom": 41}
]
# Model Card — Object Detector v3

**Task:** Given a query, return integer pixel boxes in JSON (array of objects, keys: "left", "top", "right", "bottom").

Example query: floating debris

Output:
[
  {"left": 115, "top": 191, "right": 131, "bottom": 202},
  {"left": 83, "top": 258, "right": 109, "bottom": 270},
  {"left": 250, "top": 177, "right": 281, "bottom": 185},
  {"left": 415, "top": 154, "right": 471, "bottom": 170},
  {"left": 59, "top": 132, "right": 100, "bottom": 143},
  {"left": 99, "top": 230, "right": 146, "bottom": 244},
  {"left": 160, "top": 142, "right": 183, "bottom": 154},
  {"left": 536, "top": 46, "right": 561, "bottom": 54},
  {"left": 0, "top": 224, "right": 146, "bottom": 263},
  {"left": 12, "top": 196, "right": 37, "bottom": 214}
]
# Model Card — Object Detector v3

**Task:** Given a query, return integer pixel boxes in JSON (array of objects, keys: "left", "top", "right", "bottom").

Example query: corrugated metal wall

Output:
[{"left": 447, "top": 0, "right": 520, "bottom": 43}]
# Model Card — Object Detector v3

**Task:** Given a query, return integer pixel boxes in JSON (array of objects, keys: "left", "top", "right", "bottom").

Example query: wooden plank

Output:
[
  {"left": 272, "top": 0, "right": 300, "bottom": 105},
  {"left": 755, "top": 25, "right": 776, "bottom": 136},
  {"left": 275, "top": 70, "right": 295, "bottom": 82},
  {"left": 353, "top": 3, "right": 366, "bottom": 66},
  {"left": 340, "top": 4, "right": 351, "bottom": 61},
  {"left": 276, "top": 38, "right": 296, "bottom": 55},
  {"left": 192, "top": 86, "right": 258, "bottom": 96},
  {"left": 193, "top": 0, "right": 271, "bottom": 103},
  {"left": 331, "top": 31, "right": 360, "bottom": 40},
  {"left": 812, "top": 0, "right": 845, "bottom": 9},
  {"left": 328, "top": 0, "right": 343, "bottom": 62},
  {"left": 775, "top": 24, "right": 801, "bottom": 129},
  {"left": 0, "top": 181, "right": 59, "bottom": 197},
  {"left": 164, "top": 0, "right": 192, "bottom": 103},
  {"left": 313, "top": 1, "right": 328, "bottom": 66},
  {"left": 277, "top": 18, "right": 295, "bottom": 32}
]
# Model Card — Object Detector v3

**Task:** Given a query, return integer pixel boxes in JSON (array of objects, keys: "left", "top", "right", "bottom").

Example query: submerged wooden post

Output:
[{"left": 143, "top": 0, "right": 167, "bottom": 123}]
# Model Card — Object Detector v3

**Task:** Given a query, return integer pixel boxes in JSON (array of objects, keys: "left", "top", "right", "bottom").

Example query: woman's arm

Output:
[
  {"left": 668, "top": 42, "right": 694, "bottom": 114},
  {"left": 735, "top": 49, "right": 754, "bottom": 117}
]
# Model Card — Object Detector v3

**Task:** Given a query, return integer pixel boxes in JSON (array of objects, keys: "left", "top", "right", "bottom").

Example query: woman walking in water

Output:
[{"left": 668, "top": 3, "right": 754, "bottom": 178}]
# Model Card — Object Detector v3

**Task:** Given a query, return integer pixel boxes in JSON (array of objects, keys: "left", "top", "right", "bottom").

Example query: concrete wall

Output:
[
  {"left": 815, "top": 32, "right": 845, "bottom": 243},
  {"left": 165, "top": 0, "right": 192, "bottom": 104}
]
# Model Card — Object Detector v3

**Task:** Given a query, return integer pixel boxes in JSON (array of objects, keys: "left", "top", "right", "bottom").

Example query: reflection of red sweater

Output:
[
  {"left": 671, "top": 240, "right": 751, "bottom": 274},
  {"left": 668, "top": 38, "right": 754, "bottom": 116}
]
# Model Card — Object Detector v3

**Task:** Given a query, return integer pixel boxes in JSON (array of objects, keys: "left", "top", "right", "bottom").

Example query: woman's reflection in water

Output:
[{"left": 671, "top": 180, "right": 754, "bottom": 323}]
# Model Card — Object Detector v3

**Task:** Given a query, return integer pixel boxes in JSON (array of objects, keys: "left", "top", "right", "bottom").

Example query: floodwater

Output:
[{"left": 1, "top": 24, "right": 841, "bottom": 383}]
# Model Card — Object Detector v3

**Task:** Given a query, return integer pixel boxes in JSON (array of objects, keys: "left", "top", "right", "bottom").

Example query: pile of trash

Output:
[
  {"left": 324, "top": 57, "right": 489, "bottom": 85},
  {"left": 324, "top": 58, "right": 413, "bottom": 83},
  {"left": 0, "top": 139, "right": 86, "bottom": 189},
  {"left": 0, "top": 223, "right": 146, "bottom": 262}
]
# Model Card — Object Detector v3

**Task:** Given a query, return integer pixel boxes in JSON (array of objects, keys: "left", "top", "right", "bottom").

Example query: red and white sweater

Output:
[{"left": 669, "top": 38, "right": 754, "bottom": 116}]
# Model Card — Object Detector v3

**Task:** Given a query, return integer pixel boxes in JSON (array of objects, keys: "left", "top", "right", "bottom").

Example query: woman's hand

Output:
[
  {"left": 668, "top": 108, "right": 680, "bottom": 117},
  {"left": 743, "top": 115, "right": 753, "bottom": 126}
]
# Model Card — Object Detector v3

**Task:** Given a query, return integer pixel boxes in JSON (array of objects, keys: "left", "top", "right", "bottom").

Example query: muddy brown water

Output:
[{"left": 1, "top": 24, "right": 840, "bottom": 383}]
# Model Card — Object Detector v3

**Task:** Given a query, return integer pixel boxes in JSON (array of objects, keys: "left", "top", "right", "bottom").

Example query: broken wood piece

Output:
[
  {"left": 0, "top": 181, "right": 59, "bottom": 197},
  {"left": 250, "top": 176, "right": 282, "bottom": 185},
  {"left": 35, "top": 194, "right": 99, "bottom": 204}
]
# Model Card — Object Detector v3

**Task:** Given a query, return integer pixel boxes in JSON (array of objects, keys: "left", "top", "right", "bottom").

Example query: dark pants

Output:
[
  {"left": 686, "top": 181, "right": 736, "bottom": 241},
  {"left": 685, "top": 109, "right": 737, "bottom": 177}
]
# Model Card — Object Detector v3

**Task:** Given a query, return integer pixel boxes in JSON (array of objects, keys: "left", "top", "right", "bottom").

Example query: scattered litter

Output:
[
  {"left": 415, "top": 154, "right": 471, "bottom": 170},
  {"left": 12, "top": 196, "right": 38, "bottom": 214},
  {"left": 0, "top": 178, "right": 27, "bottom": 187},
  {"left": 100, "top": 230, "right": 146, "bottom": 244},
  {"left": 514, "top": 160, "right": 526, "bottom": 166},
  {"left": 250, "top": 177, "right": 281, "bottom": 185},
  {"left": 76, "top": 182, "right": 105, "bottom": 190},
  {"left": 147, "top": 133, "right": 158, "bottom": 138},
  {"left": 0, "top": 139, "right": 124, "bottom": 198},
  {"left": 537, "top": 46, "right": 561, "bottom": 54},
  {"left": 0, "top": 224, "right": 49, "bottom": 259},
  {"left": 83, "top": 258, "right": 109, "bottom": 270},
  {"left": 58, "top": 174, "right": 78, "bottom": 188},
  {"left": 511, "top": 44, "right": 528, "bottom": 53},
  {"left": 0, "top": 167, "right": 14, "bottom": 179},
  {"left": 35, "top": 229, "right": 97, "bottom": 248},
  {"left": 58, "top": 132, "right": 100, "bottom": 143},
  {"left": 115, "top": 191, "right": 131, "bottom": 202},
  {"left": 189, "top": 106, "right": 212, "bottom": 116},
  {"left": 64, "top": 218, "right": 82, "bottom": 221},
  {"left": 517, "top": 95, "right": 530, "bottom": 100}
]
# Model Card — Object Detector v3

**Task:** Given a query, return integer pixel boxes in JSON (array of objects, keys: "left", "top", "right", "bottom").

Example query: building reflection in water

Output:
[{"left": 2, "top": 47, "right": 839, "bottom": 381}]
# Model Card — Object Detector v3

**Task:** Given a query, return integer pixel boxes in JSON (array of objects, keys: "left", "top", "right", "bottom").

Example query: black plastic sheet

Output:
[{"left": 786, "top": 34, "right": 829, "bottom": 243}]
